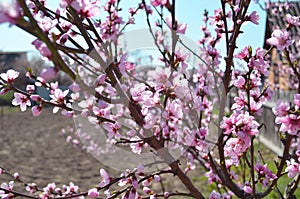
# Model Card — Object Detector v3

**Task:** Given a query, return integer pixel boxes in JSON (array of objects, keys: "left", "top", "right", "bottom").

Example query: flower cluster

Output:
[{"left": 1, "top": 0, "right": 300, "bottom": 198}]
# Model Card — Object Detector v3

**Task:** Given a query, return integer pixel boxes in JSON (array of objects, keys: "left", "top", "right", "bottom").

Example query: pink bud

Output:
[
  {"left": 143, "top": 187, "right": 151, "bottom": 194},
  {"left": 88, "top": 188, "right": 99, "bottom": 198},
  {"left": 0, "top": 69, "right": 19, "bottom": 83},
  {"left": 26, "top": 85, "right": 35, "bottom": 93},
  {"left": 30, "top": 95, "right": 42, "bottom": 102},
  {"left": 164, "top": 192, "right": 169, "bottom": 197},
  {"left": 243, "top": 185, "right": 252, "bottom": 194},
  {"left": 72, "top": 139, "right": 79, "bottom": 145},
  {"left": 0, "top": 88, "right": 10, "bottom": 95},
  {"left": 32, "top": 106, "right": 42, "bottom": 117},
  {"left": 13, "top": 172, "right": 19, "bottom": 180},
  {"left": 154, "top": 175, "right": 160, "bottom": 182},
  {"left": 66, "top": 135, "right": 72, "bottom": 142}
]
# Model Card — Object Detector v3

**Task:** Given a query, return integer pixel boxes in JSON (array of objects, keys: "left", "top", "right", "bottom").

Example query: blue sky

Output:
[{"left": 0, "top": 1, "right": 266, "bottom": 57}]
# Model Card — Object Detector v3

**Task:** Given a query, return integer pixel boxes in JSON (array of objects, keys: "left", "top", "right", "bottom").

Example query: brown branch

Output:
[
  {"left": 257, "top": 135, "right": 293, "bottom": 198},
  {"left": 0, "top": 188, "right": 38, "bottom": 199},
  {"left": 17, "top": 0, "right": 76, "bottom": 80}
]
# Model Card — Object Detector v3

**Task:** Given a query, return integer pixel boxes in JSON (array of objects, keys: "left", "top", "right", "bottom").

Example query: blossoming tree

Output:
[{"left": 0, "top": 0, "right": 300, "bottom": 198}]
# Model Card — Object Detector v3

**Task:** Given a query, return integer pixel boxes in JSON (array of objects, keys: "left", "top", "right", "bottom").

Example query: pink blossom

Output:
[
  {"left": 235, "top": 46, "right": 250, "bottom": 60},
  {"left": 12, "top": 92, "right": 31, "bottom": 112},
  {"left": 207, "top": 45, "right": 222, "bottom": 65},
  {"left": 166, "top": 16, "right": 187, "bottom": 34},
  {"left": 50, "top": 89, "right": 69, "bottom": 104},
  {"left": 70, "top": 0, "right": 101, "bottom": 18},
  {"left": 130, "top": 137, "right": 144, "bottom": 154},
  {"left": 92, "top": 105, "right": 110, "bottom": 118},
  {"left": 294, "top": 94, "right": 300, "bottom": 107},
  {"left": 221, "top": 112, "right": 237, "bottom": 135},
  {"left": 140, "top": 91, "right": 158, "bottom": 107},
  {"left": 248, "top": 11, "right": 259, "bottom": 25},
  {"left": 0, "top": 181, "right": 14, "bottom": 199},
  {"left": 222, "top": 111, "right": 259, "bottom": 137},
  {"left": 43, "top": 183, "right": 56, "bottom": 193},
  {"left": 249, "top": 98, "right": 262, "bottom": 115},
  {"left": 50, "top": 82, "right": 59, "bottom": 92},
  {"left": 63, "top": 182, "right": 79, "bottom": 195},
  {"left": 1, "top": 181, "right": 14, "bottom": 191},
  {"left": 35, "top": 77, "right": 46, "bottom": 87},
  {"left": 224, "top": 137, "right": 250, "bottom": 166},
  {"left": 175, "top": 49, "right": 189, "bottom": 67},
  {"left": 118, "top": 54, "right": 135, "bottom": 76},
  {"left": 173, "top": 76, "right": 190, "bottom": 99},
  {"left": 267, "top": 29, "right": 294, "bottom": 50},
  {"left": 39, "top": 67, "right": 58, "bottom": 80},
  {"left": 232, "top": 94, "right": 246, "bottom": 110},
  {"left": 209, "top": 190, "right": 221, "bottom": 199},
  {"left": 66, "top": 135, "right": 72, "bottom": 143},
  {"left": 60, "top": 0, "right": 75, "bottom": 9},
  {"left": 233, "top": 76, "right": 245, "bottom": 89},
  {"left": 130, "top": 83, "right": 152, "bottom": 103},
  {"left": 60, "top": 20, "right": 73, "bottom": 32},
  {"left": 162, "top": 100, "right": 183, "bottom": 123},
  {"left": 88, "top": 188, "right": 99, "bottom": 198},
  {"left": 103, "top": 122, "right": 121, "bottom": 139},
  {"left": 58, "top": 31, "right": 71, "bottom": 44},
  {"left": 71, "top": 92, "right": 79, "bottom": 101},
  {"left": 78, "top": 97, "right": 94, "bottom": 117},
  {"left": 0, "top": 69, "right": 19, "bottom": 83},
  {"left": 255, "top": 163, "right": 277, "bottom": 186},
  {"left": 143, "top": 187, "right": 153, "bottom": 195},
  {"left": 128, "top": 189, "right": 137, "bottom": 199},
  {"left": 99, "top": 169, "right": 112, "bottom": 188},
  {"left": 209, "top": 8, "right": 223, "bottom": 26},
  {"left": 272, "top": 100, "right": 290, "bottom": 117},
  {"left": 276, "top": 114, "right": 300, "bottom": 135},
  {"left": 285, "top": 159, "right": 300, "bottom": 178},
  {"left": 148, "top": 67, "right": 171, "bottom": 90},
  {"left": 205, "top": 169, "right": 222, "bottom": 184},
  {"left": 151, "top": 0, "right": 168, "bottom": 7},
  {"left": 25, "top": 183, "right": 37, "bottom": 194},
  {"left": 38, "top": 17, "right": 58, "bottom": 32},
  {"left": 0, "top": 0, "right": 20, "bottom": 24},
  {"left": 249, "top": 56, "right": 269, "bottom": 76},
  {"left": 50, "top": 89, "right": 69, "bottom": 113},
  {"left": 286, "top": 14, "right": 300, "bottom": 26},
  {"left": 243, "top": 183, "right": 252, "bottom": 194}
]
